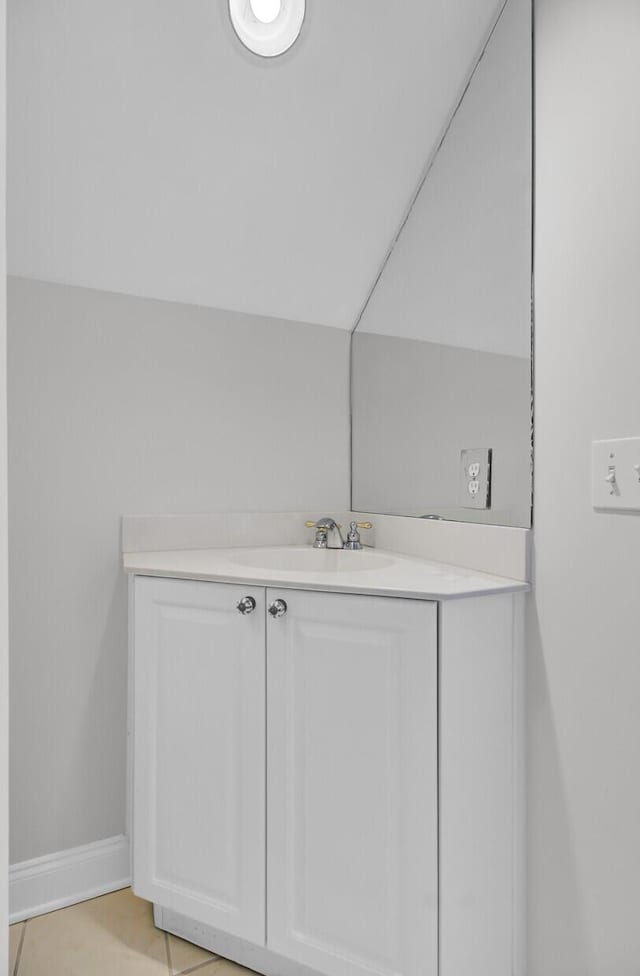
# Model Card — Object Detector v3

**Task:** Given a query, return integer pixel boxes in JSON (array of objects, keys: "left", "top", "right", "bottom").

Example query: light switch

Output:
[
  {"left": 459, "top": 448, "right": 492, "bottom": 509},
  {"left": 592, "top": 437, "right": 640, "bottom": 512}
]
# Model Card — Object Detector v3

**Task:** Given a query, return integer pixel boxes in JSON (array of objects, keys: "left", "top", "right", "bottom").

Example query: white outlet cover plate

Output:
[
  {"left": 459, "top": 447, "right": 492, "bottom": 510},
  {"left": 592, "top": 437, "right": 640, "bottom": 512}
]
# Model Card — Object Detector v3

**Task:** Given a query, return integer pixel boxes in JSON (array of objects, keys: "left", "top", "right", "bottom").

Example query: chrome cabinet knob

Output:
[
  {"left": 268, "top": 599, "right": 288, "bottom": 619},
  {"left": 237, "top": 596, "right": 257, "bottom": 615}
]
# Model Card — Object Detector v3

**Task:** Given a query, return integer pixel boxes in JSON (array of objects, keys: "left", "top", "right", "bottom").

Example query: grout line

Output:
[
  {"left": 177, "top": 957, "right": 221, "bottom": 976},
  {"left": 13, "top": 919, "right": 27, "bottom": 976},
  {"left": 349, "top": 0, "right": 513, "bottom": 337},
  {"left": 165, "top": 931, "right": 173, "bottom": 975}
]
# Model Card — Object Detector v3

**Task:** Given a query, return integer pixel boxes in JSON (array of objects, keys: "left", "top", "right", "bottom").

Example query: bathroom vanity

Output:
[
  {"left": 120, "top": 7, "right": 534, "bottom": 967},
  {"left": 124, "top": 515, "right": 527, "bottom": 976}
]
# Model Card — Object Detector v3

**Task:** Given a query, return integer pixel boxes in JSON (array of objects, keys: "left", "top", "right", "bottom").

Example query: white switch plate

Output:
[{"left": 592, "top": 437, "right": 640, "bottom": 511}]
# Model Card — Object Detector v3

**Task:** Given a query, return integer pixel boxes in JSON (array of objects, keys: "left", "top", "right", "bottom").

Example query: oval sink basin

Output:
[{"left": 228, "top": 547, "right": 395, "bottom": 574}]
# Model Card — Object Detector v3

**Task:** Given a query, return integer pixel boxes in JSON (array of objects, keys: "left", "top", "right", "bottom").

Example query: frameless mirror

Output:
[{"left": 351, "top": 0, "right": 532, "bottom": 528}]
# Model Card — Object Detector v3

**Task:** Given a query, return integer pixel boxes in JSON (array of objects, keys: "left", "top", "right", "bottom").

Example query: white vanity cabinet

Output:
[
  {"left": 132, "top": 578, "right": 266, "bottom": 943},
  {"left": 130, "top": 573, "right": 523, "bottom": 976},
  {"left": 266, "top": 590, "right": 438, "bottom": 976}
]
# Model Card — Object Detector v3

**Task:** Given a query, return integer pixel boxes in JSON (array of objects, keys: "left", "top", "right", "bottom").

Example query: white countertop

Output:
[{"left": 123, "top": 545, "right": 529, "bottom": 601}]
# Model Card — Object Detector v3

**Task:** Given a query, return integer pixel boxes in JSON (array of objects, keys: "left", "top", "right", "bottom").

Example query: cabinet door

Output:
[
  {"left": 133, "top": 576, "right": 265, "bottom": 944},
  {"left": 266, "top": 589, "right": 438, "bottom": 976}
]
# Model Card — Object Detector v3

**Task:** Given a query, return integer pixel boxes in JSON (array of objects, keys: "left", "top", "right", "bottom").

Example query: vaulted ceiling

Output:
[{"left": 9, "top": 0, "right": 506, "bottom": 329}]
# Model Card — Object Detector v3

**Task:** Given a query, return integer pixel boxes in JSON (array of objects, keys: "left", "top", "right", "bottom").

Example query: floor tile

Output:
[
  {"left": 201, "top": 959, "right": 259, "bottom": 976},
  {"left": 9, "top": 922, "right": 24, "bottom": 975},
  {"left": 168, "top": 932, "right": 217, "bottom": 974},
  {"left": 18, "top": 888, "right": 169, "bottom": 976}
]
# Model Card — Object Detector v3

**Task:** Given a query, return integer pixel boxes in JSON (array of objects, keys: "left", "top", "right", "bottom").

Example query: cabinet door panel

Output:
[
  {"left": 133, "top": 577, "right": 265, "bottom": 944},
  {"left": 266, "top": 589, "right": 438, "bottom": 976}
]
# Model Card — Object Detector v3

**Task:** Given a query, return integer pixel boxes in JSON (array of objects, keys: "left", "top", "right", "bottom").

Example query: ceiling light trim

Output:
[{"left": 229, "top": 0, "right": 306, "bottom": 58}]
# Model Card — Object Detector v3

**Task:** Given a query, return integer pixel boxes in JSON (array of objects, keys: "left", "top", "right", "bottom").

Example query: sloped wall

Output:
[{"left": 7, "top": 0, "right": 504, "bottom": 330}]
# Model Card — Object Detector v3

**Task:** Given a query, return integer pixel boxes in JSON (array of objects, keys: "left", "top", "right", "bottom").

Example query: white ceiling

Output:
[{"left": 8, "top": 0, "right": 505, "bottom": 330}]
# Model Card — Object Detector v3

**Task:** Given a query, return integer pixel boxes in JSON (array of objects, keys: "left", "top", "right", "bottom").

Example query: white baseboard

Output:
[{"left": 9, "top": 834, "right": 131, "bottom": 923}]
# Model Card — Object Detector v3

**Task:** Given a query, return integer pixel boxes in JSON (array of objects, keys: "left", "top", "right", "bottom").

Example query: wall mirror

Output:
[{"left": 351, "top": 0, "right": 533, "bottom": 528}]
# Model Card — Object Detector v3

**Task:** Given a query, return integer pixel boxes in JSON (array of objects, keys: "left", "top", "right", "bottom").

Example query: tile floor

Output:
[{"left": 8, "top": 888, "right": 257, "bottom": 976}]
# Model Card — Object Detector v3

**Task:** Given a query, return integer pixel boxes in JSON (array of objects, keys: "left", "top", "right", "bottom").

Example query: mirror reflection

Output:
[{"left": 351, "top": 0, "right": 532, "bottom": 528}]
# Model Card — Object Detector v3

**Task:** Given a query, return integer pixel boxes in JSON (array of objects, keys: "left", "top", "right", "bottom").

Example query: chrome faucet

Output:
[
  {"left": 306, "top": 517, "right": 345, "bottom": 549},
  {"left": 305, "top": 518, "right": 373, "bottom": 550}
]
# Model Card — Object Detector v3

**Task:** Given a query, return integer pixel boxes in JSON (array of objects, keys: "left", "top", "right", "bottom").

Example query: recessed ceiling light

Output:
[
  {"left": 249, "top": 0, "right": 281, "bottom": 24},
  {"left": 229, "top": 0, "right": 305, "bottom": 58}
]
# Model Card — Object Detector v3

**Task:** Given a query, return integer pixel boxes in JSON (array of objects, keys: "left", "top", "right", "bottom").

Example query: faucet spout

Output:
[{"left": 310, "top": 518, "right": 344, "bottom": 549}]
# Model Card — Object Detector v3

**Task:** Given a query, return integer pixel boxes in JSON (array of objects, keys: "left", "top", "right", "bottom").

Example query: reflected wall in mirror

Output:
[{"left": 351, "top": 0, "right": 532, "bottom": 528}]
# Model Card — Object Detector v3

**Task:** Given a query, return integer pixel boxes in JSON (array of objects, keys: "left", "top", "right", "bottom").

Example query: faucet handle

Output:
[
  {"left": 304, "top": 520, "right": 343, "bottom": 529},
  {"left": 343, "top": 520, "right": 373, "bottom": 550}
]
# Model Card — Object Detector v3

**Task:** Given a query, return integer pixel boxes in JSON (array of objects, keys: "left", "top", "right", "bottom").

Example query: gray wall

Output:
[
  {"left": 530, "top": 1, "right": 640, "bottom": 971},
  {"left": 352, "top": 333, "right": 532, "bottom": 526},
  {"left": 8, "top": 277, "right": 349, "bottom": 863},
  {"left": 0, "top": 0, "right": 7, "bottom": 953}
]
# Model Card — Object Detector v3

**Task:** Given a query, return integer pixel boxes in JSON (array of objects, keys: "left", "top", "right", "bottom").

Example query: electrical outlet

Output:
[{"left": 459, "top": 448, "right": 492, "bottom": 509}]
